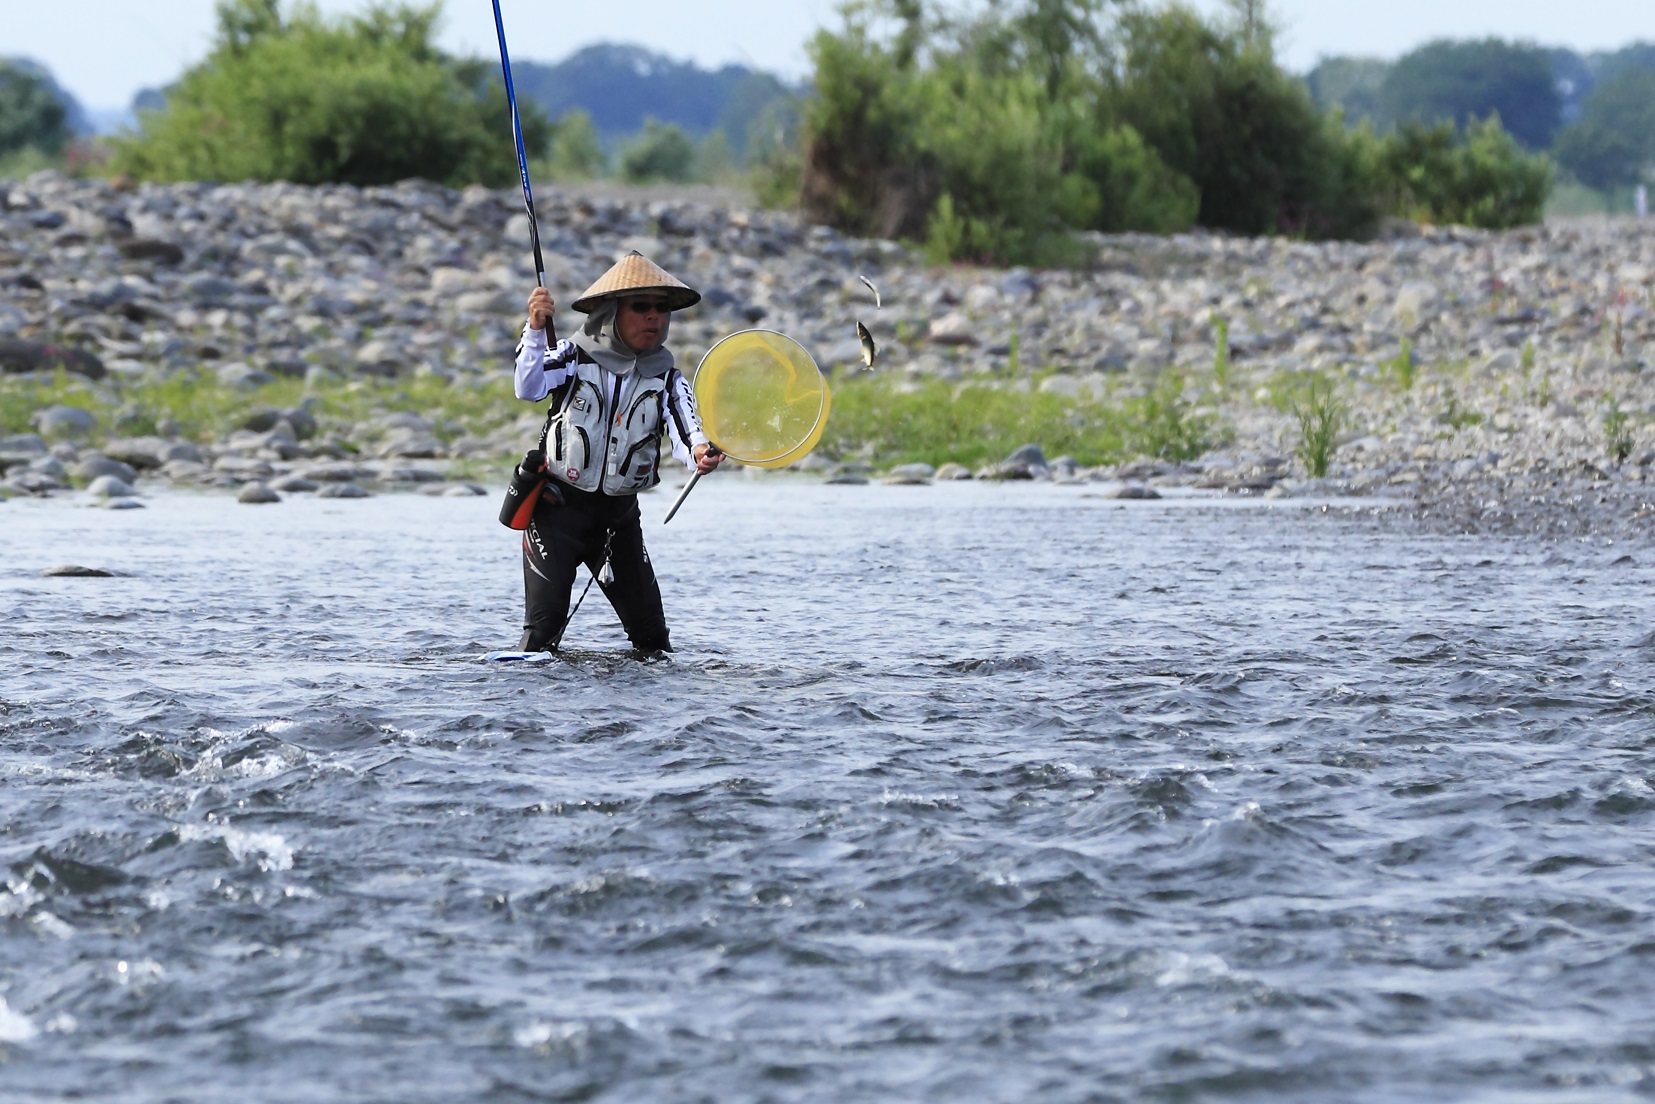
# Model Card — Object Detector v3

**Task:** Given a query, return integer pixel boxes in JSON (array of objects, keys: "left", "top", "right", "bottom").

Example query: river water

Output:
[{"left": 3, "top": 478, "right": 1655, "bottom": 1102}]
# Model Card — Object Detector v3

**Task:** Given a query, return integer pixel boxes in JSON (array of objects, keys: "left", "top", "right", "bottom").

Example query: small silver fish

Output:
[
  {"left": 856, "top": 320, "right": 877, "bottom": 369},
  {"left": 857, "top": 274, "right": 882, "bottom": 310}
]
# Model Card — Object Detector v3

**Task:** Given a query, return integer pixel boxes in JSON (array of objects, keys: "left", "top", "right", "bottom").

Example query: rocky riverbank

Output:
[{"left": 2, "top": 173, "right": 1653, "bottom": 537}]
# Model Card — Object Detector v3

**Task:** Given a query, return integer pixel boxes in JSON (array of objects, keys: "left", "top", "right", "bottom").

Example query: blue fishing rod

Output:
[{"left": 491, "top": 0, "right": 545, "bottom": 293}]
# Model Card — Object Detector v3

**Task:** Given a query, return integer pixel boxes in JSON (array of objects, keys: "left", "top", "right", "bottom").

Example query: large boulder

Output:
[
  {"left": 928, "top": 311, "right": 980, "bottom": 346},
  {"left": 0, "top": 339, "right": 106, "bottom": 380},
  {"left": 1391, "top": 281, "right": 1440, "bottom": 331},
  {"left": 117, "top": 238, "right": 186, "bottom": 265},
  {"left": 32, "top": 405, "right": 97, "bottom": 438},
  {"left": 74, "top": 455, "right": 139, "bottom": 484}
]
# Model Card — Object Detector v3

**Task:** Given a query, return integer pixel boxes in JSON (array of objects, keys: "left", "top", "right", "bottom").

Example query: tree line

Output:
[
  {"left": 1307, "top": 38, "right": 1655, "bottom": 194},
  {"left": 778, "top": 0, "right": 1558, "bottom": 262},
  {"left": 2, "top": 0, "right": 1651, "bottom": 264}
]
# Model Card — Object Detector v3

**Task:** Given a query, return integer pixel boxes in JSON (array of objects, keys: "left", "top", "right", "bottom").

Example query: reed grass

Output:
[
  {"left": 1603, "top": 396, "right": 1634, "bottom": 465},
  {"left": 1382, "top": 339, "right": 1417, "bottom": 391},
  {"left": 1289, "top": 375, "right": 1344, "bottom": 478},
  {"left": 1212, "top": 317, "right": 1232, "bottom": 392}
]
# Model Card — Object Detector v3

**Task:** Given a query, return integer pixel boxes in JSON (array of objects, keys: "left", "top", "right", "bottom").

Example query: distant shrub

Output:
[
  {"left": 1553, "top": 69, "right": 1655, "bottom": 192},
  {"left": 109, "top": 0, "right": 547, "bottom": 187},
  {"left": 1072, "top": 124, "right": 1199, "bottom": 234},
  {"left": 1379, "top": 117, "right": 1552, "bottom": 229},
  {"left": 618, "top": 119, "right": 697, "bottom": 183},
  {"left": 0, "top": 59, "right": 70, "bottom": 158},
  {"left": 798, "top": 3, "right": 1184, "bottom": 263},
  {"left": 1109, "top": 7, "right": 1382, "bottom": 238},
  {"left": 535, "top": 109, "right": 606, "bottom": 181}
]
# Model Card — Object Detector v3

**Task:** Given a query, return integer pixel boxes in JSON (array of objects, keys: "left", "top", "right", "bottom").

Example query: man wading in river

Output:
[{"left": 509, "top": 251, "right": 723, "bottom": 653}]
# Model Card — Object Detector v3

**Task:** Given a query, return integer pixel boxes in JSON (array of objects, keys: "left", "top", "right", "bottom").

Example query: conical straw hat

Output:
[{"left": 571, "top": 250, "right": 701, "bottom": 313}]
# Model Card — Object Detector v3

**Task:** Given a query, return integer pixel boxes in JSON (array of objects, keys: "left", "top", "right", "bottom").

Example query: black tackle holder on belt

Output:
[
  {"left": 499, "top": 454, "right": 564, "bottom": 530},
  {"left": 503, "top": 390, "right": 572, "bottom": 529}
]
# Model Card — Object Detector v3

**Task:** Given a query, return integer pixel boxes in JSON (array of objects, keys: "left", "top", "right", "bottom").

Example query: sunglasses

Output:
[{"left": 624, "top": 298, "right": 672, "bottom": 315}]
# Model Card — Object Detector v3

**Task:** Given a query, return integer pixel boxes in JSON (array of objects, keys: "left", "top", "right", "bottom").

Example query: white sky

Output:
[{"left": 2, "top": 0, "right": 1651, "bottom": 112}]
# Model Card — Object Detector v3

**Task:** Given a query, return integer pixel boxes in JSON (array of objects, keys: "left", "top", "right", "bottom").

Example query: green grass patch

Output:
[
  {"left": 820, "top": 371, "right": 1215, "bottom": 469},
  {"left": 8, "top": 362, "right": 1229, "bottom": 472},
  {"left": 1437, "top": 392, "right": 1484, "bottom": 431},
  {"left": 1381, "top": 339, "right": 1418, "bottom": 391},
  {"left": 0, "top": 367, "right": 524, "bottom": 448}
]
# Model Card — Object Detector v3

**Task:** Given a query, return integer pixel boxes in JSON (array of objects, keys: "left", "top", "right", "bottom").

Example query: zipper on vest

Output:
[{"left": 599, "top": 372, "right": 625, "bottom": 486}]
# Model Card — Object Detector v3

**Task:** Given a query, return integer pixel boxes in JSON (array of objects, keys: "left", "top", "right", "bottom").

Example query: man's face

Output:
[{"left": 615, "top": 294, "right": 670, "bottom": 353}]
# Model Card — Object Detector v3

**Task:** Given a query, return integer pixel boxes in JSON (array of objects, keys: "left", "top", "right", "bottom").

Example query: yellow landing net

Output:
[{"left": 693, "top": 329, "right": 830, "bottom": 469}]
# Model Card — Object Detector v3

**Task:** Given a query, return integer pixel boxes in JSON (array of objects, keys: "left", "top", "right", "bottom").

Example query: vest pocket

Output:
[{"left": 618, "top": 438, "right": 657, "bottom": 481}]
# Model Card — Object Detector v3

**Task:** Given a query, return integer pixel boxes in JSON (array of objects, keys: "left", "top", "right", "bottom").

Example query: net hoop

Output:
[{"left": 692, "top": 329, "right": 830, "bottom": 469}]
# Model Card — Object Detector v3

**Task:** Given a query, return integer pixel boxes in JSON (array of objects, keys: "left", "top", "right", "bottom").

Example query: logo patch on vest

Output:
[{"left": 566, "top": 467, "right": 580, "bottom": 481}]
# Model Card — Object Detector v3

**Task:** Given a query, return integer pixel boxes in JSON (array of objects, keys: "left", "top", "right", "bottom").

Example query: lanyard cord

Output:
[{"left": 552, "top": 530, "right": 613, "bottom": 648}]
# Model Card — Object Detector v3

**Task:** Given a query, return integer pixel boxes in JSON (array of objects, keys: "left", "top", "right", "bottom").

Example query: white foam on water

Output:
[
  {"left": 0, "top": 997, "right": 39, "bottom": 1042},
  {"left": 31, "top": 911, "right": 74, "bottom": 940},
  {"left": 181, "top": 823, "right": 295, "bottom": 872},
  {"left": 0, "top": 881, "right": 42, "bottom": 918},
  {"left": 222, "top": 752, "right": 300, "bottom": 780},
  {"left": 1154, "top": 951, "right": 1233, "bottom": 987},
  {"left": 114, "top": 959, "right": 165, "bottom": 987},
  {"left": 880, "top": 789, "right": 961, "bottom": 809},
  {"left": 513, "top": 1021, "right": 565, "bottom": 1048}
]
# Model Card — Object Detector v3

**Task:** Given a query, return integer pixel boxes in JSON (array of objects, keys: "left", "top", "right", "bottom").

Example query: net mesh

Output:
[{"left": 693, "top": 330, "right": 830, "bottom": 469}]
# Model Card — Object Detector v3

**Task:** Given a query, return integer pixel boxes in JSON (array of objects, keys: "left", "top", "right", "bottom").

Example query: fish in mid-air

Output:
[
  {"left": 857, "top": 274, "right": 882, "bottom": 310},
  {"left": 856, "top": 320, "right": 877, "bottom": 368}
]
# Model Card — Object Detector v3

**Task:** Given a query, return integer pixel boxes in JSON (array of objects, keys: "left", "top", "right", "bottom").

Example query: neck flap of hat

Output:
[{"left": 574, "top": 299, "right": 674, "bottom": 378}]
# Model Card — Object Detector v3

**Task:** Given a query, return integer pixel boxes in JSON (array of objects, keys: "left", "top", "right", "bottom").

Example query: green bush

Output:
[
  {"left": 1379, "top": 117, "right": 1552, "bottom": 229},
  {"left": 1109, "top": 6, "right": 1382, "bottom": 238},
  {"left": 910, "top": 60, "right": 1099, "bottom": 263},
  {"left": 796, "top": 2, "right": 1182, "bottom": 263},
  {"left": 531, "top": 109, "right": 605, "bottom": 181},
  {"left": 618, "top": 118, "right": 697, "bottom": 183},
  {"left": 794, "top": 14, "right": 938, "bottom": 242},
  {"left": 109, "top": 0, "right": 548, "bottom": 187},
  {"left": 1072, "top": 123, "right": 1199, "bottom": 234},
  {"left": 0, "top": 60, "right": 70, "bottom": 158}
]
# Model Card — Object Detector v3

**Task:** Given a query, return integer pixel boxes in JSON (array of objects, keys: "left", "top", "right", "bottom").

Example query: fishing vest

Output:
[{"left": 541, "top": 351, "right": 670, "bottom": 496}]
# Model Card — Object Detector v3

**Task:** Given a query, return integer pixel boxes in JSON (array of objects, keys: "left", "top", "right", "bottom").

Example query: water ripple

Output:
[{"left": 3, "top": 485, "right": 1655, "bottom": 1101}]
